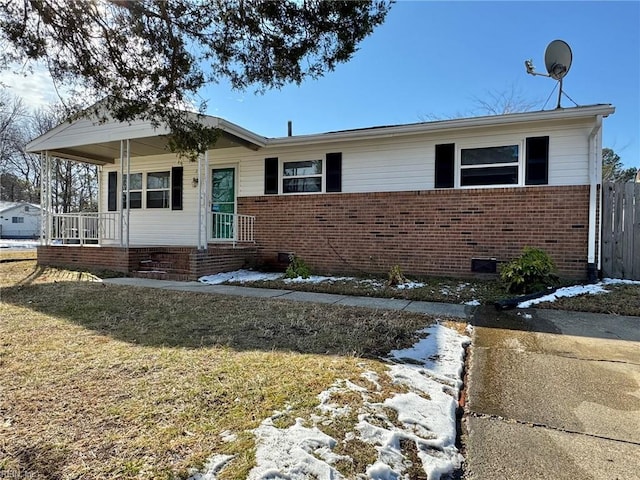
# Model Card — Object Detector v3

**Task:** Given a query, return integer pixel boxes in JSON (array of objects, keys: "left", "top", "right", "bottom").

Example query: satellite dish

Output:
[
  {"left": 544, "top": 40, "right": 572, "bottom": 80},
  {"left": 524, "top": 39, "right": 574, "bottom": 109}
]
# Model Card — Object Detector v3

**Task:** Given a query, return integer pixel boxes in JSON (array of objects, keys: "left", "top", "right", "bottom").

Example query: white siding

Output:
[
  {"left": 208, "top": 116, "right": 595, "bottom": 197},
  {"left": 101, "top": 154, "right": 199, "bottom": 246}
]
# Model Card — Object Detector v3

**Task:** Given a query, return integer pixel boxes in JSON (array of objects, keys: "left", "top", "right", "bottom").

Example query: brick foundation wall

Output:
[
  {"left": 37, "top": 245, "right": 130, "bottom": 273},
  {"left": 190, "top": 245, "right": 258, "bottom": 279},
  {"left": 37, "top": 245, "right": 257, "bottom": 281},
  {"left": 238, "top": 186, "right": 593, "bottom": 279}
]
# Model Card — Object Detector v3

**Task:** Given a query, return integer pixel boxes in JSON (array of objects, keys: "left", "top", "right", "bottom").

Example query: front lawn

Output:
[{"left": 0, "top": 261, "right": 466, "bottom": 479}]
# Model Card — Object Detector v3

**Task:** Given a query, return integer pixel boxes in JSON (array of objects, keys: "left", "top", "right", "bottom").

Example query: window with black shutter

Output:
[
  {"left": 525, "top": 136, "right": 549, "bottom": 185},
  {"left": 107, "top": 171, "right": 117, "bottom": 211},
  {"left": 264, "top": 157, "right": 278, "bottom": 194},
  {"left": 171, "top": 166, "right": 183, "bottom": 210},
  {"left": 435, "top": 143, "right": 455, "bottom": 188},
  {"left": 326, "top": 152, "right": 342, "bottom": 193}
]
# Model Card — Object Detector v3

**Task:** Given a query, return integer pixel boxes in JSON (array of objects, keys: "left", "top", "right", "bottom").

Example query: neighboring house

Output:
[
  {"left": 0, "top": 202, "right": 41, "bottom": 239},
  {"left": 26, "top": 104, "right": 614, "bottom": 281}
]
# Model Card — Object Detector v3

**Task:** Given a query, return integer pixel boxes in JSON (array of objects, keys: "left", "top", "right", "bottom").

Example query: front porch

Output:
[{"left": 28, "top": 111, "right": 265, "bottom": 279}]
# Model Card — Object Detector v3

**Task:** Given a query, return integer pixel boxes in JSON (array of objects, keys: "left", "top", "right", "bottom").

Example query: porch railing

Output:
[
  {"left": 209, "top": 212, "right": 255, "bottom": 244},
  {"left": 51, "top": 212, "right": 119, "bottom": 245}
]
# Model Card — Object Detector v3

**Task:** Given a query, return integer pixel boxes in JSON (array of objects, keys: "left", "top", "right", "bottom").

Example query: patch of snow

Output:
[
  {"left": 219, "top": 430, "right": 237, "bottom": 443},
  {"left": 200, "top": 323, "right": 470, "bottom": 480},
  {"left": 602, "top": 277, "right": 640, "bottom": 286},
  {"left": 395, "top": 281, "right": 425, "bottom": 290},
  {"left": 198, "top": 269, "right": 282, "bottom": 285},
  {"left": 248, "top": 418, "right": 346, "bottom": 480},
  {"left": 464, "top": 299, "right": 480, "bottom": 306},
  {"left": 0, "top": 239, "right": 39, "bottom": 250},
  {"left": 188, "top": 454, "right": 234, "bottom": 480},
  {"left": 283, "top": 275, "right": 354, "bottom": 284},
  {"left": 361, "top": 370, "right": 382, "bottom": 391},
  {"left": 518, "top": 283, "right": 609, "bottom": 308}
]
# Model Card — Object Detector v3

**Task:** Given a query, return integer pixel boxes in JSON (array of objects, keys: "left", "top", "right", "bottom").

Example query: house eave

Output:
[{"left": 266, "top": 104, "right": 616, "bottom": 147}]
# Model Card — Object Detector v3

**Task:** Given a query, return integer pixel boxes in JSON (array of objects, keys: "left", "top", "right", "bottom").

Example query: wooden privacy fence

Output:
[{"left": 601, "top": 182, "right": 640, "bottom": 280}]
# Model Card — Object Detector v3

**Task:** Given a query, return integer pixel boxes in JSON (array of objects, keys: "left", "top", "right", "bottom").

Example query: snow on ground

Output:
[
  {"left": 0, "top": 239, "right": 39, "bottom": 250},
  {"left": 191, "top": 323, "right": 470, "bottom": 480},
  {"left": 284, "top": 274, "right": 354, "bottom": 284},
  {"left": 518, "top": 278, "right": 640, "bottom": 308},
  {"left": 395, "top": 281, "right": 425, "bottom": 290},
  {"left": 198, "top": 269, "right": 282, "bottom": 284}
]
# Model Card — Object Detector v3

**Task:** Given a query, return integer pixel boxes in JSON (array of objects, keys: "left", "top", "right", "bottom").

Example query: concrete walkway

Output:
[
  {"left": 465, "top": 306, "right": 640, "bottom": 480},
  {"left": 103, "top": 277, "right": 473, "bottom": 319}
]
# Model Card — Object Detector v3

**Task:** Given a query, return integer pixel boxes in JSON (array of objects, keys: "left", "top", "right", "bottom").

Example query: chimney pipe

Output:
[{"left": 287, "top": 120, "right": 292, "bottom": 137}]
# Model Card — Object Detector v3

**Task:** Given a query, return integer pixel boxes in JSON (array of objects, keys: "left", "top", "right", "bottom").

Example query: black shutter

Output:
[
  {"left": 171, "top": 166, "right": 183, "bottom": 210},
  {"left": 107, "top": 171, "right": 117, "bottom": 211},
  {"left": 326, "top": 152, "right": 342, "bottom": 193},
  {"left": 525, "top": 136, "right": 549, "bottom": 185},
  {"left": 435, "top": 143, "right": 455, "bottom": 188},
  {"left": 264, "top": 157, "right": 278, "bottom": 194}
]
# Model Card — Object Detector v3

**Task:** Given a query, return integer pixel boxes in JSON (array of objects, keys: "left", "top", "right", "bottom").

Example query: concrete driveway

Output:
[{"left": 464, "top": 307, "right": 640, "bottom": 480}]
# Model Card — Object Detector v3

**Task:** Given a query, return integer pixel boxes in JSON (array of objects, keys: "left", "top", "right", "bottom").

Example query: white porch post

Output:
[
  {"left": 119, "top": 139, "right": 131, "bottom": 248},
  {"left": 197, "top": 150, "right": 209, "bottom": 249},
  {"left": 97, "top": 166, "right": 102, "bottom": 243},
  {"left": 40, "top": 151, "right": 54, "bottom": 245}
]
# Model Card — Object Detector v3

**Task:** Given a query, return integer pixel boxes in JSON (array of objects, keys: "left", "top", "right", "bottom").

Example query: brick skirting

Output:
[
  {"left": 238, "top": 186, "right": 593, "bottom": 279},
  {"left": 37, "top": 244, "right": 258, "bottom": 281}
]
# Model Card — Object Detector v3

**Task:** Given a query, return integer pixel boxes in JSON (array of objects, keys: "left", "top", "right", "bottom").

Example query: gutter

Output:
[
  {"left": 587, "top": 115, "right": 603, "bottom": 282},
  {"left": 266, "top": 105, "right": 615, "bottom": 147}
]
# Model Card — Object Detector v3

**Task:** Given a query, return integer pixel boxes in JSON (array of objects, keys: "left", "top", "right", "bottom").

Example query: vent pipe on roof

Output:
[{"left": 287, "top": 121, "right": 292, "bottom": 137}]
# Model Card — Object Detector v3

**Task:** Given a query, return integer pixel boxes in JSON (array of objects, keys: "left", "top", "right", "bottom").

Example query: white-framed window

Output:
[
  {"left": 459, "top": 144, "right": 520, "bottom": 187},
  {"left": 122, "top": 172, "right": 143, "bottom": 208},
  {"left": 121, "top": 171, "right": 171, "bottom": 209},
  {"left": 12, "top": 216, "right": 24, "bottom": 224},
  {"left": 146, "top": 171, "right": 170, "bottom": 208},
  {"left": 282, "top": 160, "right": 323, "bottom": 193}
]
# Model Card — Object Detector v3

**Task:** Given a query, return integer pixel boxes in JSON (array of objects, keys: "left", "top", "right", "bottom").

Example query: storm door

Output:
[{"left": 211, "top": 167, "right": 236, "bottom": 240}]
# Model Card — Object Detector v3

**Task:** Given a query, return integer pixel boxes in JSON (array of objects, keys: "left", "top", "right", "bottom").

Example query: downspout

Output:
[{"left": 587, "top": 115, "right": 603, "bottom": 283}]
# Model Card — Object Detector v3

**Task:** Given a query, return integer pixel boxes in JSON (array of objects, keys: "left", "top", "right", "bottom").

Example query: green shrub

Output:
[
  {"left": 285, "top": 255, "right": 311, "bottom": 279},
  {"left": 387, "top": 265, "right": 407, "bottom": 287},
  {"left": 500, "top": 247, "right": 558, "bottom": 294}
]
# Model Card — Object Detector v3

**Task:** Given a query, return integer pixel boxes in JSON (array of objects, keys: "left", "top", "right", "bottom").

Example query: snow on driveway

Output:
[{"left": 189, "top": 323, "right": 470, "bottom": 480}]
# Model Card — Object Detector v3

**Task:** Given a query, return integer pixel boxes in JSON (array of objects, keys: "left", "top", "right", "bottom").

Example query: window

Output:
[
  {"left": 12, "top": 217, "right": 24, "bottom": 224},
  {"left": 24, "top": 206, "right": 30, "bottom": 212},
  {"left": 282, "top": 160, "right": 322, "bottom": 193},
  {"left": 122, "top": 173, "right": 142, "bottom": 208},
  {"left": 460, "top": 145, "right": 519, "bottom": 187},
  {"left": 146, "top": 171, "right": 170, "bottom": 208}
]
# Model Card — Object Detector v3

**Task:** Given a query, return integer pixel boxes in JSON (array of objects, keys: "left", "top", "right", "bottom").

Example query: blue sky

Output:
[{"left": 200, "top": 1, "right": 639, "bottom": 168}]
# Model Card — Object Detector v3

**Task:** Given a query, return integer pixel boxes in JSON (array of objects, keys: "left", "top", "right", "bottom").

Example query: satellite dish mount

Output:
[{"left": 524, "top": 39, "right": 573, "bottom": 109}]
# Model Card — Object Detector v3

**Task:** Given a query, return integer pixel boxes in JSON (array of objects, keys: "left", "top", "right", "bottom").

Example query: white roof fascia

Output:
[
  {"left": 26, "top": 113, "right": 266, "bottom": 153},
  {"left": 266, "top": 105, "right": 615, "bottom": 147}
]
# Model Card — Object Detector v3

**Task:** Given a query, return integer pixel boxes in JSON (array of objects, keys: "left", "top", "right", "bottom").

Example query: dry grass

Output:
[
  {"left": 237, "top": 275, "right": 507, "bottom": 305},
  {"left": 0, "top": 261, "right": 437, "bottom": 479},
  {"left": 0, "top": 249, "right": 37, "bottom": 262}
]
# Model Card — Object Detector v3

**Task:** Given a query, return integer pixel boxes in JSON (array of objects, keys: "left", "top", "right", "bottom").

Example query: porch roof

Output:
[{"left": 26, "top": 113, "right": 267, "bottom": 165}]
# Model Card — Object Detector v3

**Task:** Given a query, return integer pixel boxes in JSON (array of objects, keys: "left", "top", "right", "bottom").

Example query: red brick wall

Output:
[
  {"left": 38, "top": 245, "right": 257, "bottom": 280},
  {"left": 37, "top": 245, "right": 130, "bottom": 273},
  {"left": 238, "top": 186, "right": 592, "bottom": 279}
]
